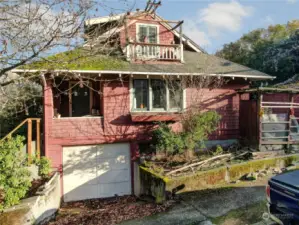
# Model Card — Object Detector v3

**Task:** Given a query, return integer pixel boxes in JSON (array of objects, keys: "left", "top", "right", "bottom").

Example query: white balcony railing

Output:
[{"left": 126, "top": 42, "right": 184, "bottom": 62}]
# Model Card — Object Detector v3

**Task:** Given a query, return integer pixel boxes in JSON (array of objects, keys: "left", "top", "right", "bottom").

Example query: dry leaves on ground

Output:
[{"left": 47, "top": 195, "right": 173, "bottom": 225}]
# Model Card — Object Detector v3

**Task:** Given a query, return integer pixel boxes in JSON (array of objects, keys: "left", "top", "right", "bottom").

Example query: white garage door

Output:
[{"left": 63, "top": 143, "right": 131, "bottom": 202}]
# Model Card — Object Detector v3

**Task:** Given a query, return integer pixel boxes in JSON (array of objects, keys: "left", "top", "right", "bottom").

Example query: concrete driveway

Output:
[{"left": 121, "top": 177, "right": 270, "bottom": 225}]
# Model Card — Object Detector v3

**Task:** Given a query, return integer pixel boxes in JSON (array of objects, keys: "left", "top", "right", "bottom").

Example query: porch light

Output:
[{"left": 74, "top": 91, "right": 78, "bottom": 96}]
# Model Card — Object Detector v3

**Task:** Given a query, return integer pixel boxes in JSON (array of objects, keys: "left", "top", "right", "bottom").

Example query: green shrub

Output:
[
  {"left": 151, "top": 111, "right": 221, "bottom": 155},
  {"left": 37, "top": 157, "right": 51, "bottom": 178},
  {"left": 33, "top": 156, "right": 52, "bottom": 179},
  {"left": 151, "top": 123, "right": 185, "bottom": 155},
  {"left": 213, "top": 145, "right": 224, "bottom": 156},
  {"left": 0, "top": 136, "right": 31, "bottom": 209}
]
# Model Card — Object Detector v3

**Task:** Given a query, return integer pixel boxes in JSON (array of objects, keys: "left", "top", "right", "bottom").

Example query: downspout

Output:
[{"left": 40, "top": 73, "right": 48, "bottom": 157}]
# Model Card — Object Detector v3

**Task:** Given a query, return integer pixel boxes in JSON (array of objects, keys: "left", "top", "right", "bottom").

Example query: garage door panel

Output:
[
  {"left": 97, "top": 169, "right": 130, "bottom": 184},
  {"left": 64, "top": 184, "right": 99, "bottom": 202},
  {"left": 63, "top": 143, "right": 131, "bottom": 202},
  {"left": 99, "top": 182, "right": 131, "bottom": 197},
  {"left": 97, "top": 156, "right": 130, "bottom": 171},
  {"left": 97, "top": 144, "right": 130, "bottom": 158},
  {"left": 66, "top": 167, "right": 98, "bottom": 186},
  {"left": 63, "top": 145, "right": 97, "bottom": 170}
]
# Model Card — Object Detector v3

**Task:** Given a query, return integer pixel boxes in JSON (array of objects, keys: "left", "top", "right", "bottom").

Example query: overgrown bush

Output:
[
  {"left": 151, "top": 111, "right": 221, "bottom": 155},
  {"left": 36, "top": 157, "right": 52, "bottom": 179},
  {"left": 213, "top": 145, "right": 224, "bottom": 156},
  {"left": 151, "top": 123, "right": 185, "bottom": 154},
  {"left": 0, "top": 136, "right": 31, "bottom": 209}
]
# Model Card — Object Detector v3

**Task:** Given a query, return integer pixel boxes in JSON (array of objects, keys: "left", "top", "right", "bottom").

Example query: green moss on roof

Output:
[
  {"left": 22, "top": 48, "right": 128, "bottom": 70},
  {"left": 21, "top": 48, "right": 273, "bottom": 79}
]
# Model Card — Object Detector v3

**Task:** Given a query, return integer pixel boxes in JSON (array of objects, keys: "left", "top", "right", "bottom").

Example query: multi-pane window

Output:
[
  {"left": 138, "top": 25, "right": 158, "bottom": 43},
  {"left": 133, "top": 79, "right": 148, "bottom": 110},
  {"left": 137, "top": 24, "right": 158, "bottom": 57},
  {"left": 169, "top": 80, "right": 182, "bottom": 109},
  {"left": 151, "top": 79, "right": 166, "bottom": 109},
  {"left": 132, "top": 79, "right": 183, "bottom": 112}
]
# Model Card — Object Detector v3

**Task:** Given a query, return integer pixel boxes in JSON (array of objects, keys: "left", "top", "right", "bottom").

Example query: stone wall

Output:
[{"left": 0, "top": 172, "right": 61, "bottom": 225}]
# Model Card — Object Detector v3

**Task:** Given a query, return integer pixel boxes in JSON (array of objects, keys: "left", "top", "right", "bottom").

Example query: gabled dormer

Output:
[{"left": 84, "top": 2, "right": 203, "bottom": 64}]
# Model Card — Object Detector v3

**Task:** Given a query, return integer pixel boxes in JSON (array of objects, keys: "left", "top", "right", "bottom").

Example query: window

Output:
[
  {"left": 169, "top": 80, "right": 182, "bottom": 109},
  {"left": 137, "top": 24, "right": 159, "bottom": 57},
  {"left": 151, "top": 79, "right": 166, "bottom": 109},
  {"left": 133, "top": 79, "right": 148, "bottom": 110},
  {"left": 138, "top": 25, "right": 158, "bottom": 43},
  {"left": 71, "top": 84, "right": 90, "bottom": 117},
  {"left": 53, "top": 80, "right": 101, "bottom": 117},
  {"left": 132, "top": 78, "right": 184, "bottom": 112}
]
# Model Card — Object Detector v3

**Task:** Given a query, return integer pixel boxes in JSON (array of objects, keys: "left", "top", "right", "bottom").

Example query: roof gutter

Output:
[{"left": 11, "top": 69, "right": 276, "bottom": 80}]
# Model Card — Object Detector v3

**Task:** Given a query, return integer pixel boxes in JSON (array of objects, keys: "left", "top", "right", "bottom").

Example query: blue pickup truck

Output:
[{"left": 267, "top": 170, "right": 299, "bottom": 225}]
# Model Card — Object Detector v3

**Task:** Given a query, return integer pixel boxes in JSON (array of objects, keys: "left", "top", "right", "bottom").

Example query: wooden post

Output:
[
  {"left": 27, "top": 119, "right": 32, "bottom": 164},
  {"left": 258, "top": 93, "right": 263, "bottom": 150},
  {"left": 179, "top": 22, "right": 184, "bottom": 63},
  {"left": 36, "top": 119, "right": 41, "bottom": 159},
  {"left": 287, "top": 93, "right": 294, "bottom": 150}
]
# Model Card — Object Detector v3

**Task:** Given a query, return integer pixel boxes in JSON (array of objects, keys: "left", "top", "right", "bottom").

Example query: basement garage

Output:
[{"left": 63, "top": 143, "right": 131, "bottom": 202}]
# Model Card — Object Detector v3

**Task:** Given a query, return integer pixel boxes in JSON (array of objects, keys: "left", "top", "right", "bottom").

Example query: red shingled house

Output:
[{"left": 13, "top": 5, "right": 274, "bottom": 202}]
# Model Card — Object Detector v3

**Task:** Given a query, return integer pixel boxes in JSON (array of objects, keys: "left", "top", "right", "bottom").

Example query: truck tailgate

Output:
[{"left": 269, "top": 171, "right": 299, "bottom": 215}]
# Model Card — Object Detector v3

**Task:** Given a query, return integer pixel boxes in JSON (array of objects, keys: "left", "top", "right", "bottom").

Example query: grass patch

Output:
[{"left": 211, "top": 200, "right": 267, "bottom": 225}]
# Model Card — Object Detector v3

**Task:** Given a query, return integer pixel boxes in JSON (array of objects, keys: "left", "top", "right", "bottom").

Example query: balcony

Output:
[{"left": 125, "top": 42, "right": 184, "bottom": 62}]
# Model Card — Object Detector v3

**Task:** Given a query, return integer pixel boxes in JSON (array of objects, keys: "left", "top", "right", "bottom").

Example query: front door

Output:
[{"left": 71, "top": 85, "right": 90, "bottom": 117}]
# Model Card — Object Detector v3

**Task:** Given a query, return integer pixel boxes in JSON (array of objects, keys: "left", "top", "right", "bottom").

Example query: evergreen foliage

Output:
[{"left": 0, "top": 136, "right": 31, "bottom": 209}]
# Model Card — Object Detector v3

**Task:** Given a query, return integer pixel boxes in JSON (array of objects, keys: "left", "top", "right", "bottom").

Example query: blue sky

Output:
[{"left": 97, "top": 0, "right": 299, "bottom": 53}]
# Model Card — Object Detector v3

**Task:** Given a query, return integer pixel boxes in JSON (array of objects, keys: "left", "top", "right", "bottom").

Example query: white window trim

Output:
[
  {"left": 130, "top": 76, "right": 186, "bottom": 113},
  {"left": 136, "top": 23, "right": 160, "bottom": 44}
]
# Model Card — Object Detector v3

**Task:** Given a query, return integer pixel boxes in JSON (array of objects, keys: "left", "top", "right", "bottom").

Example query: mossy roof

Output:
[{"left": 20, "top": 48, "right": 273, "bottom": 78}]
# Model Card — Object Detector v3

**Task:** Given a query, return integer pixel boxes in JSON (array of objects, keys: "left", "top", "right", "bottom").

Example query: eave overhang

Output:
[{"left": 11, "top": 69, "right": 276, "bottom": 81}]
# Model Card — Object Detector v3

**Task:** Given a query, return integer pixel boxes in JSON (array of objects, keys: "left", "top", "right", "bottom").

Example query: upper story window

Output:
[
  {"left": 136, "top": 24, "right": 159, "bottom": 58},
  {"left": 137, "top": 24, "right": 158, "bottom": 44},
  {"left": 132, "top": 78, "right": 184, "bottom": 112}
]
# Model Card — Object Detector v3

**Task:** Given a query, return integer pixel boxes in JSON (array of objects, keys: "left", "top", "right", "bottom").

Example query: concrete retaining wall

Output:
[
  {"left": 0, "top": 172, "right": 61, "bottom": 225},
  {"left": 139, "top": 166, "right": 167, "bottom": 203},
  {"left": 137, "top": 154, "right": 299, "bottom": 203},
  {"left": 167, "top": 154, "right": 299, "bottom": 192}
]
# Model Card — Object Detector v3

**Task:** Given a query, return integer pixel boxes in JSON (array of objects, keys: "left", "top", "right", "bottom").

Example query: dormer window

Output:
[
  {"left": 136, "top": 24, "right": 159, "bottom": 58},
  {"left": 137, "top": 24, "right": 158, "bottom": 43}
]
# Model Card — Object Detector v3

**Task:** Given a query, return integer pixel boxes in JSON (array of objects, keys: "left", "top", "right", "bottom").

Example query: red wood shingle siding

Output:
[
  {"left": 44, "top": 79, "right": 248, "bottom": 172},
  {"left": 119, "top": 14, "right": 175, "bottom": 48}
]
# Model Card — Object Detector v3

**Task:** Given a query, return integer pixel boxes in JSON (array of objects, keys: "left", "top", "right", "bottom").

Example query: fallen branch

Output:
[
  {"left": 230, "top": 151, "right": 252, "bottom": 161},
  {"left": 166, "top": 153, "right": 232, "bottom": 176}
]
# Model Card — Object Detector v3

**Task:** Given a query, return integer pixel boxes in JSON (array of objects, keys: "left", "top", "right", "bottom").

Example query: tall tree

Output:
[
  {"left": 216, "top": 20, "right": 299, "bottom": 83},
  {"left": 0, "top": 0, "right": 131, "bottom": 135}
]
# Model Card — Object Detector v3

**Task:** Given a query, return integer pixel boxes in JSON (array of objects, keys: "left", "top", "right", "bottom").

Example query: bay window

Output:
[{"left": 132, "top": 78, "right": 184, "bottom": 112}]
